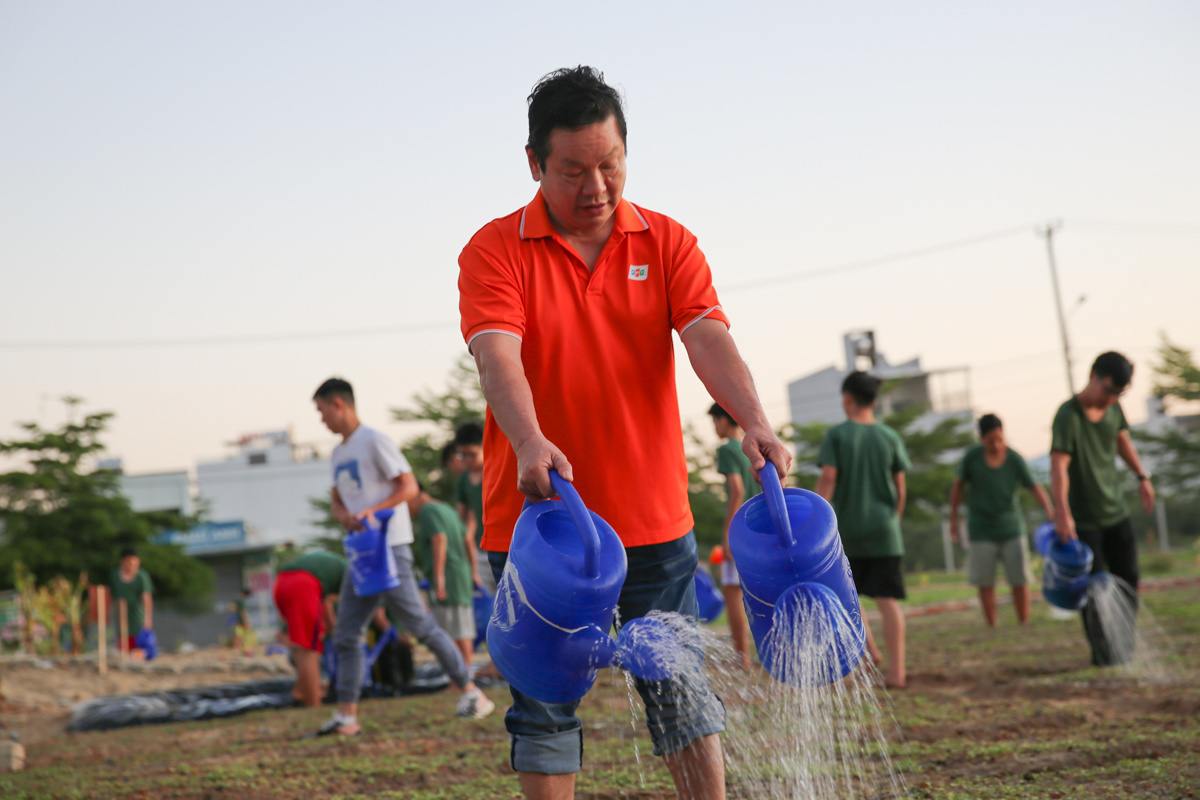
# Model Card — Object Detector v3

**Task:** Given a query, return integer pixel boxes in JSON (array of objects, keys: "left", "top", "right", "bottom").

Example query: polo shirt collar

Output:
[{"left": 519, "top": 190, "right": 649, "bottom": 240}]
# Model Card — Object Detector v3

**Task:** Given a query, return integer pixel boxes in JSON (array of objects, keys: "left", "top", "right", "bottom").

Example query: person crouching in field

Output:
[
  {"left": 949, "top": 414, "right": 1054, "bottom": 626},
  {"left": 274, "top": 550, "right": 346, "bottom": 707}
]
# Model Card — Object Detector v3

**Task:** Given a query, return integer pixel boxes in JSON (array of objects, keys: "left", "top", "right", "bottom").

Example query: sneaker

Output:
[
  {"left": 455, "top": 687, "right": 495, "bottom": 719},
  {"left": 315, "top": 717, "right": 361, "bottom": 737}
]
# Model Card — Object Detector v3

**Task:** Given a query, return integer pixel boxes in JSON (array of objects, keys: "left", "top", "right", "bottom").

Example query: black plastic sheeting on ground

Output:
[{"left": 67, "top": 665, "right": 454, "bottom": 733}]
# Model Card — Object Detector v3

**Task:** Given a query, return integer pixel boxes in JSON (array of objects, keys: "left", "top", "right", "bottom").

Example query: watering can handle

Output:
[
  {"left": 759, "top": 462, "right": 795, "bottom": 549},
  {"left": 548, "top": 470, "right": 602, "bottom": 579}
]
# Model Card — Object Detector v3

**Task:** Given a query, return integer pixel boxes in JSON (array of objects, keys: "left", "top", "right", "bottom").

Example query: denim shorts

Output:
[{"left": 488, "top": 530, "right": 726, "bottom": 774}]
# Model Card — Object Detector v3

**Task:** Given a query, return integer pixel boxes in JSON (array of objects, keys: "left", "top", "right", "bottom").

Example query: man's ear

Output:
[{"left": 526, "top": 146, "right": 543, "bottom": 182}]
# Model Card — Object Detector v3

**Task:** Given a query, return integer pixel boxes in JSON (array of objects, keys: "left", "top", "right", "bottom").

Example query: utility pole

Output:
[{"left": 1038, "top": 221, "right": 1074, "bottom": 394}]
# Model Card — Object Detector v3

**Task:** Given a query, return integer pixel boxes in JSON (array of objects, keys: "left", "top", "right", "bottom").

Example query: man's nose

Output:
[{"left": 582, "top": 168, "right": 605, "bottom": 196}]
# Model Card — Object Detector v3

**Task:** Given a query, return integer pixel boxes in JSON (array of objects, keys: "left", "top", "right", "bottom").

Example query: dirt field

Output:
[{"left": 1, "top": 584, "right": 1197, "bottom": 799}]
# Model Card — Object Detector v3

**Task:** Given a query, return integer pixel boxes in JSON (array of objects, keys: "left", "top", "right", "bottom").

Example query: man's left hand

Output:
[
  {"left": 742, "top": 425, "right": 793, "bottom": 481},
  {"left": 1139, "top": 479, "right": 1155, "bottom": 514}
]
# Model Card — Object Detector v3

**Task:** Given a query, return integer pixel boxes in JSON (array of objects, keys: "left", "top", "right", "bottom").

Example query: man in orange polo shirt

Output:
[{"left": 459, "top": 66, "right": 791, "bottom": 800}]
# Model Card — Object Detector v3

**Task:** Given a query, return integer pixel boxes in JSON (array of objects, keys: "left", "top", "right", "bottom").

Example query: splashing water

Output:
[
  {"left": 1084, "top": 574, "right": 1182, "bottom": 684},
  {"left": 597, "top": 609, "right": 907, "bottom": 799}
]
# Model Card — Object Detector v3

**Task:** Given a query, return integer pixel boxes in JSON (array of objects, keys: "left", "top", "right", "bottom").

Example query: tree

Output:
[
  {"left": 391, "top": 355, "right": 486, "bottom": 502},
  {"left": 0, "top": 400, "right": 213, "bottom": 607}
]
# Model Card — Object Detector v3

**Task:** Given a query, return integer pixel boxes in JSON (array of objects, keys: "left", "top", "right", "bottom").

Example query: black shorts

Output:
[{"left": 847, "top": 556, "right": 907, "bottom": 600}]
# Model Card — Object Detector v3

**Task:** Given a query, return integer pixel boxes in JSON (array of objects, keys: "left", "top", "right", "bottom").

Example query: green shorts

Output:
[{"left": 967, "top": 536, "right": 1030, "bottom": 588}]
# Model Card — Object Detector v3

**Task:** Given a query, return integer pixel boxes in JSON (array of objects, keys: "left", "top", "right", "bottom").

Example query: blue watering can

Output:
[
  {"left": 134, "top": 628, "right": 158, "bottom": 661},
  {"left": 486, "top": 470, "right": 680, "bottom": 704},
  {"left": 473, "top": 585, "right": 493, "bottom": 651},
  {"left": 728, "top": 463, "right": 865, "bottom": 687},
  {"left": 693, "top": 568, "right": 725, "bottom": 624},
  {"left": 344, "top": 508, "right": 400, "bottom": 596},
  {"left": 1034, "top": 522, "right": 1094, "bottom": 610}
]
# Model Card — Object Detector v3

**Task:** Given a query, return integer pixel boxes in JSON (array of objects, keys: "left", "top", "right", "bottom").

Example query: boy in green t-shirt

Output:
[
  {"left": 109, "top": 546, "right": 154, "bottom": 661},
  {"left": 1050, "top": 351, "right": 1155, "bottom": 666},
  {"left": 949, "top": 414, "right": 1054, "bottom": 627},
  {"left": 410, "top": 483, "right": 477, "bottom": 671},
  {"left": 816, "top": 372, "right": 911, "bottom": 689},
  {"left": 708, "top": 402, "right": 761, "bottom": 670},
  {"left": 453, "top": 421, "right": 490, "bottom": 593}
]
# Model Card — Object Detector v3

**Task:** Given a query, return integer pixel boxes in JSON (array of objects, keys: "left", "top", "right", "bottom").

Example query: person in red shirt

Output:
[{"left": 459, "top": 66, "right": 791, "bottom": 800}]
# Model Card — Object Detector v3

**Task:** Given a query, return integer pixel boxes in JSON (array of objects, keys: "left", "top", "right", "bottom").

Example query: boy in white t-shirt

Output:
[{"left": 313, "top": 378, "right": 493, "bottom": 736}]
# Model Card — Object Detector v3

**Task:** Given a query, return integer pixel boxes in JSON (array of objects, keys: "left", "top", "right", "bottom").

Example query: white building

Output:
[{"left": 787, "top": 330, "right": 973, "bottom": 432}]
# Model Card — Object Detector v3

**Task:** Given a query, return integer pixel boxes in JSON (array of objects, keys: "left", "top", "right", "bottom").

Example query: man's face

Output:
[
  {"left": 458, "top": 444, "right": 484, "bottom": 471},
  {"left": 121, "top": 555, "right": 139, "bottom": 573},
  {"left": 981, "top": 428, "right": 1006, "bottom": 456},
  {"left": 1091, "top": 373, "right": 1129, "bottom": 409},
  {"left": 710, "top": 416, "right": 734, "bottom": 440},
  {"left": 526, "top": 115, "right": 626, "bottom": 238},
  {"left": 315, "top": 397, "right": 345, "bottom": 435}
]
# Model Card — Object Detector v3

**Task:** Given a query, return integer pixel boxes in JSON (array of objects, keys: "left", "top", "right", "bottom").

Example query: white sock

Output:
[{"left": 335, "top": 713, "right": 356, "bottom": 726}]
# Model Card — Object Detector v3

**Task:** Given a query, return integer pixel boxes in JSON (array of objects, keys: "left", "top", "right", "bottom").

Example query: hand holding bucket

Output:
[
  {"left": 729, "top": 463, "right": 866, "bottom": 686},
  {"left": 486, "top": 470, "right": 683, "bottom": 704}
]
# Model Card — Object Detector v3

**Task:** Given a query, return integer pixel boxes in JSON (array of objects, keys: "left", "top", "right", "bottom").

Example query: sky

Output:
[{"left": 3, "top": 1, "right": 1198, "bottom": 474}]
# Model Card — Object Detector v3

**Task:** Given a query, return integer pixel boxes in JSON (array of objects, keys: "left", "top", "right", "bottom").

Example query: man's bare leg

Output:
[
  {"left": 1011, "top": 585, "right": 1031, "bottom": 624},
  {"left": 876, "top": 597, "right": 906, "bottom": 688},
  {"left": 860, "top": 595, "right": 884, "bottom": 665},
  {"left": 293, "top": 649, "right": 323, "bottom": 707},
  {"left": 721, "top": 585, "right": 752, "bottom": 669},
  {"left": 663, "top": 733, "right": 726, "bottom": 800},
  {"left": 979, "top": 586, "right": 997, "bottom": 627},
  {"left": 518, "top": 772, "right": 575, "bottom": 800}
]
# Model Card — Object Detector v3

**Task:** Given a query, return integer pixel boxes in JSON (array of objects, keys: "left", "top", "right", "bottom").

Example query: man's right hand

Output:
[
  {"left": 514, "top": 435, "right": 573, "bottom": 501},
  {"left": 337, "top": 509, "right": 365, "bottom": 532},
  {"left": 1054, "top": 512, "right": 1078, "bottom": 543}
]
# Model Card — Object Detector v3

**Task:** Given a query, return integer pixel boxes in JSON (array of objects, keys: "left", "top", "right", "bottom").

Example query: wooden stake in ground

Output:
[
  {"left": 97, "top": 586, "right": 107, "bottom": 676},
  {"left": 118, "top": 598, "right": 128, "bottom": 662}
]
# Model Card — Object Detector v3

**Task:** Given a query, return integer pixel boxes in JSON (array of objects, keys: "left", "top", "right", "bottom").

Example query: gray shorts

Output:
[
  {"left": 431, "top": 603, "right": 475, "bottom": 642},
  {"left": 968, "top": 536, "right": 1030, "bottom": 588}
]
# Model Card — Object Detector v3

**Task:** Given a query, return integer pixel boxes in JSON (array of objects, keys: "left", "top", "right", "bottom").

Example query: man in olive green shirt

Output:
[
  {"left": 275, "top": 549, "right": 347, "bottom": 706},
  {"left": 410, "top": 484, "right": 477, "bottom": 671},
  {"left": 110, "top": 546, "right": 154, "bottom": 659},
  {"left": 1050, "top": 351, "right": 1155, "bottom": 666},
  {"left": 950, "top": 414, "right": 1054, "bottom": 627},
  {"left": 453, "top": 421, "right": 490, "bottom": 593},
  {"left": 708, "top": 402, "right": 762, "bottom": 670},
  {"left": 816, "top": 372, "right": 911, "bottom": 688}
]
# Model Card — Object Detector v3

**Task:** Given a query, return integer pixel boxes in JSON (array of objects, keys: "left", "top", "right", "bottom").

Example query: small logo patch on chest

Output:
[{"left": 628, "top": 265, "right": 649, "bottom": 281}]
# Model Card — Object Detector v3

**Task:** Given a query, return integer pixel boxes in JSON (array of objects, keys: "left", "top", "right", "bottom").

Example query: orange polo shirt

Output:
[{"left": 459, "top": 191, "right": 729, "bottom": 551}]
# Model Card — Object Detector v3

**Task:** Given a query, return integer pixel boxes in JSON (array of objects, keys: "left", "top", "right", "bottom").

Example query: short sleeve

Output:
[
  {"left": 1115, "top": 403, "right": 1130, "bottom": 431},
  {"left": 816, "top": 429, "right": 839, "bottom": 469},
  {"left": 1013, "top": 452, "right": 1036, "bottom": 488},
  {"left": 956, "top": 452, "right": 970, "bottom": 482},
  {"left": 1050, "top": 404, "right": 1075, "bottom": 455},
  {"left": 372, "top": 433, "right": 411, "bottom": 481},
  {"left": 891, "top": 431, "right": 912, "bottom": 473},
  {"left": 140, "top": 570, "right": 155, "bottom": 596},
  {"left": 459, "top": 232, "right": 526, "bottom": 352},
  {"left": 419, "top": 506, "right": 446, "bottom": 539},
  {"left": 715, "top": 443, "right": 736, "bottom": 476},
  {"left": 665, "top": 225, "right": 730, "bottom": 335}
]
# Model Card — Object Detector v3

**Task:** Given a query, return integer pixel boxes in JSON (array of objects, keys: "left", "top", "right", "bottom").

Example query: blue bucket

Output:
[
  {"left": 728, "top": 463, "right": 865, "bottom": 686},
  {"left": 1032, "top": 521, "right": 1056, "bottom": 558},
  {"left": 486, "top": 470, "right": 682, "bottom": 704},
  {"left": 1042, "top": 535, "right": 1094, "bottom": 610},
  {"left": 344, "top": 509, "right": 400, "bottom": 597},
  {"left": 693, "top": 568, "right": 725, "bottom": 624},
  {"left": 473, "top": 585, "right": 493, "bottom": 651},
  {"left": 134, "top": 628, "right": 158, "bottom": 661}
]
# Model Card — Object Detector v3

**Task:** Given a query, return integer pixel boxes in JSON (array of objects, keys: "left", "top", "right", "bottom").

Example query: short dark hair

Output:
[
  {"left": 454, "top": 421, "right": 484, "bottom": 447},
  {"left": 119, "top": 546, "right": 138, "bottom": 559},
  {"left": 313, "top": 377, "right": 354, "bottom": 406},
  {"left": 527, "top": 66, "right": 627, "bottom": 169},
  {"left": 1091, "top": 351, "right": 1133, "bottom": 389},
  {"left": 978, "top": 413, "right": 1002, "bottom": 437},
  {"left": 842, "top": 371, "right": 881, "bottom": 407},
  {"left": 708, "top": 403, "right": 736, "bottom": 426},
  {"left": 440, "top": 441, "right": 460, "bottom": 466}
]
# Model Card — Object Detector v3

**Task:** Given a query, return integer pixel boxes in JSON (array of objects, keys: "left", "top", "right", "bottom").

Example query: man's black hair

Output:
[
  {"left": 440, "top": 441, "right": 460, "bottom": 466},
  {"left": 241, "top": 586, "right": 252, "bottom": 596},
  {"left": 313, "top": 377, "right": 355, "bottom": 406},
  {"left": 707, "top": 403, "right": 736, "bottom": 426},
  {"left": 454, "top": 421, "right": 484, "bottom": 447},
  {"left": 119, "top": 545, "right": 138, "bottom": 559},
  {"left": 841, "top": 371, "right": 882, "bottom": 407},
  {"left": 527, "top": 66, "right": 627, "bottom": 169},
  {"left": 978, "top": 413, "right": 1003, "bottom": 437},
  {"left": 1091, "top": 351, "right": 1134, "bottom": 389}
]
